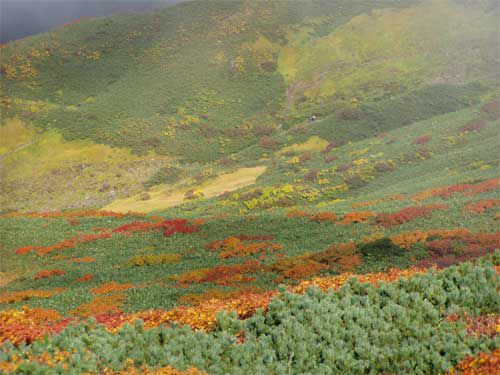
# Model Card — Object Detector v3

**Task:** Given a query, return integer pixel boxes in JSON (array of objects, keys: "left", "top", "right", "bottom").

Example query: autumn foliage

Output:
[
  {"left": 464, "top": 199, "right": 500, "bottom": 214},
  {"left": 376, "top": 204, "right": 447, "bottom": 227},
  {"left": 446, "top": 350, "right": 500, "bottom": 375},
  {"left": 33, "top": 269, "right": 65, "bottom": 280},
  {"left": 412, "top": 178, "right": 500, "bottom": 201},
  {"left": 205, "top": 235, "right": 282, "bottom": 259}
]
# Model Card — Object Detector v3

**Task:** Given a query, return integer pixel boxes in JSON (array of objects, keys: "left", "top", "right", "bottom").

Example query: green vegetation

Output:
[
  {"left": 0, "top": 0, "right": 499, "bottom": 373},
  {"left": 1, "top": 257, "right": 498, "bottom": 373}
]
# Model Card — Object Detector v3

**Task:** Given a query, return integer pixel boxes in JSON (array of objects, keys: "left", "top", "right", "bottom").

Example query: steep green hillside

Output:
[{"left": 1, "top": 0, "right": 499, "bottom": 212}]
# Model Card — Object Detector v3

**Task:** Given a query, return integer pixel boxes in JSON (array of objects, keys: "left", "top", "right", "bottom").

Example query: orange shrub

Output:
[
  {"left": 33, "top": 269, "right": 65, "bottom": 280},
  {"left": 179, "top": 286, "right": 263, "bottom": 305},
  {"left": 71, "top": 256, "right": 96, "bottom": 263},
  {"left": 270, "top": 242, "right": 361, "bottom": 282},
  {"left": 339, "top": 211, "right": 376, "bottom": 224},
  {"left": 176, "top": 261, "right": 261, "bottom": 286},
  {"left": 464, "top": 199, "right": 500, "bottom": 214},
  {"left": 446, "top": 349, "right": 500, "bottom": 374},
  {"left": 0, "top": 288, "right": 65, "bottom": 304},
  {"left": 286, "top": 209, "right": 311, "bottom": 218},
  {"left": 70, "top": 293, "right": 126, "bottom": 317},
  {"left": 205, "top": 236, "right": 282, "bottom": 259},
  {"left": 412, "top": 178, "right": 500, "bottom": 201},
  {"left": 291, "top": 267, "right": 426, "bottom": 294},
  {"left": 0, "top": 307, "right": 72, "bottom": 345},
  {"left": 15, "top": 233, "right": 112, "bottom": 256},
  {"left": 391, "top": 228, "right": 471, "bottom": 249},
  {"left": 76, "top": 274, "right": 93, "bottom": 282},
  {"left": 91, "top": 282, "right": 134, "bottom": 295},
  {"left": 309, "top": 211, "right": 337, "bottom": 222}
]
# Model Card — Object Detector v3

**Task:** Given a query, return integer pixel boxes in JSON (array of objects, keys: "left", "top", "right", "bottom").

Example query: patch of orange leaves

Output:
[
  {"left": 15, "top": 233, "right": 112, "bottom": 256},
  {"left": 70, "top": 293, "right": 127, "bottom": 318},
  {"left": 205, "top": 236, "right": 282, "bottom": 259},
  {"left": 291, "top": 267, "right": 426, "bottom": 294},
  {"left": 91, "top": 281, "right": 134, "bottom": 295},
  {"left": 309, "top": 212, "right": 337, "bottom": 222},
  {"left": 391, "top": 228, "right": 471, "bottom": 249},
  {"left": 76, "top": 274, "right": 93, "bottom": 282},
  {"left": 464, "top": 199, "right": 500, "bottom": 214},
  {"left": 33, "top": 269, "right": 65, "bottom": 280},
  {"left": 0, "top": 306, "right": 73, "bottom": 345},
  {"left": 71, "top": 256, "right": 96, "bottom": 263},
  {"left": 412, "top": 178, "right": 500, "bottom": 202},
  {"left": 446, "top": 350, "right": 500, "bottom": 374},
  {"left": 0, "top": 288, "right": 65, "bottom": 304},
  {"left": 176, "top": 261, "right": 262, "bottom": 286},
  {"left": 339, "top": 211, "right": 376, "bottom": 224}
]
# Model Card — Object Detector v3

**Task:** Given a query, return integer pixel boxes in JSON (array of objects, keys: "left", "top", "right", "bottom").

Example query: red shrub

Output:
[
  {"left": 324, "top": 155, "right": 338, "bottom": 163},
  {"left": 376, "top": 204, "right": 447, "bottom": 227},
  {"left": 459, "top": 120, "right": 486, "bottom": 133},
  {"left": 321, "top": 141, "right": 344, "bottom": 154},
  {"left": 259, "top": 136, "right": 279, "bottom": 150},
  {"left": 412, "top": 135, "right": 432, "bottom": 145},
  {"left": 112, "top": 219, "right": 200, "bottom": 238},
  {"left": 164, "top": 219, "right": 200, "bottom": 237},
  {"left": 481, "top": 99, "right": 500, "bottom": 118},
  {"left": 336, "top": 163, "right": 352, "bottom": 173}
]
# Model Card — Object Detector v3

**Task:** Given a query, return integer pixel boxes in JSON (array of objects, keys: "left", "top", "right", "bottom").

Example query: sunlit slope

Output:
[
  {"left": 0, "top": 0, "right": 498, "bottom": 212},
  {"left": 1, "top": 0, "right": 497, "bottom": 162}
]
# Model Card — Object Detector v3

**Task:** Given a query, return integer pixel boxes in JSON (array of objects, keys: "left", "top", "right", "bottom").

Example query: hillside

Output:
[
  {"left": 1, "top": 0, "right": 499, "bottom": 212},
  {"left": 0, "top": 0, "right": 499, "bottom": 374}
]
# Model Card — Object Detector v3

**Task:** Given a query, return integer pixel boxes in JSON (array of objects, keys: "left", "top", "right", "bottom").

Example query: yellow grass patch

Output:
[
  {"left": 278, "top": 136, "right": 329, "bottom": 155},
  {"left": 0, "top": 272, "right": 18, "bottom": 287},
  {"left": 0, "top": 118, "right": 36, "bottom": 157},
  {"left": 104, "top": 166, "right": 267, "bottom": 213},
  {"left": 0, "top": 118, "right": 166, "bottom": 181}
]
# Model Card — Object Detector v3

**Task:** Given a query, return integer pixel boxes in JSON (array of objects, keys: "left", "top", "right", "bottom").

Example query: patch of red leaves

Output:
[
  {"left": 112, "top": 219, "right": 200, "bottom": 238},
  {"left": 376, "top": 204, "right": 447, "bottom": 227},
  {"left": 412, "top": 135, "right": 432, "bottom": 145},
  {"left": 417, "top": 232, "right": 500, "bottom": 268}
]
